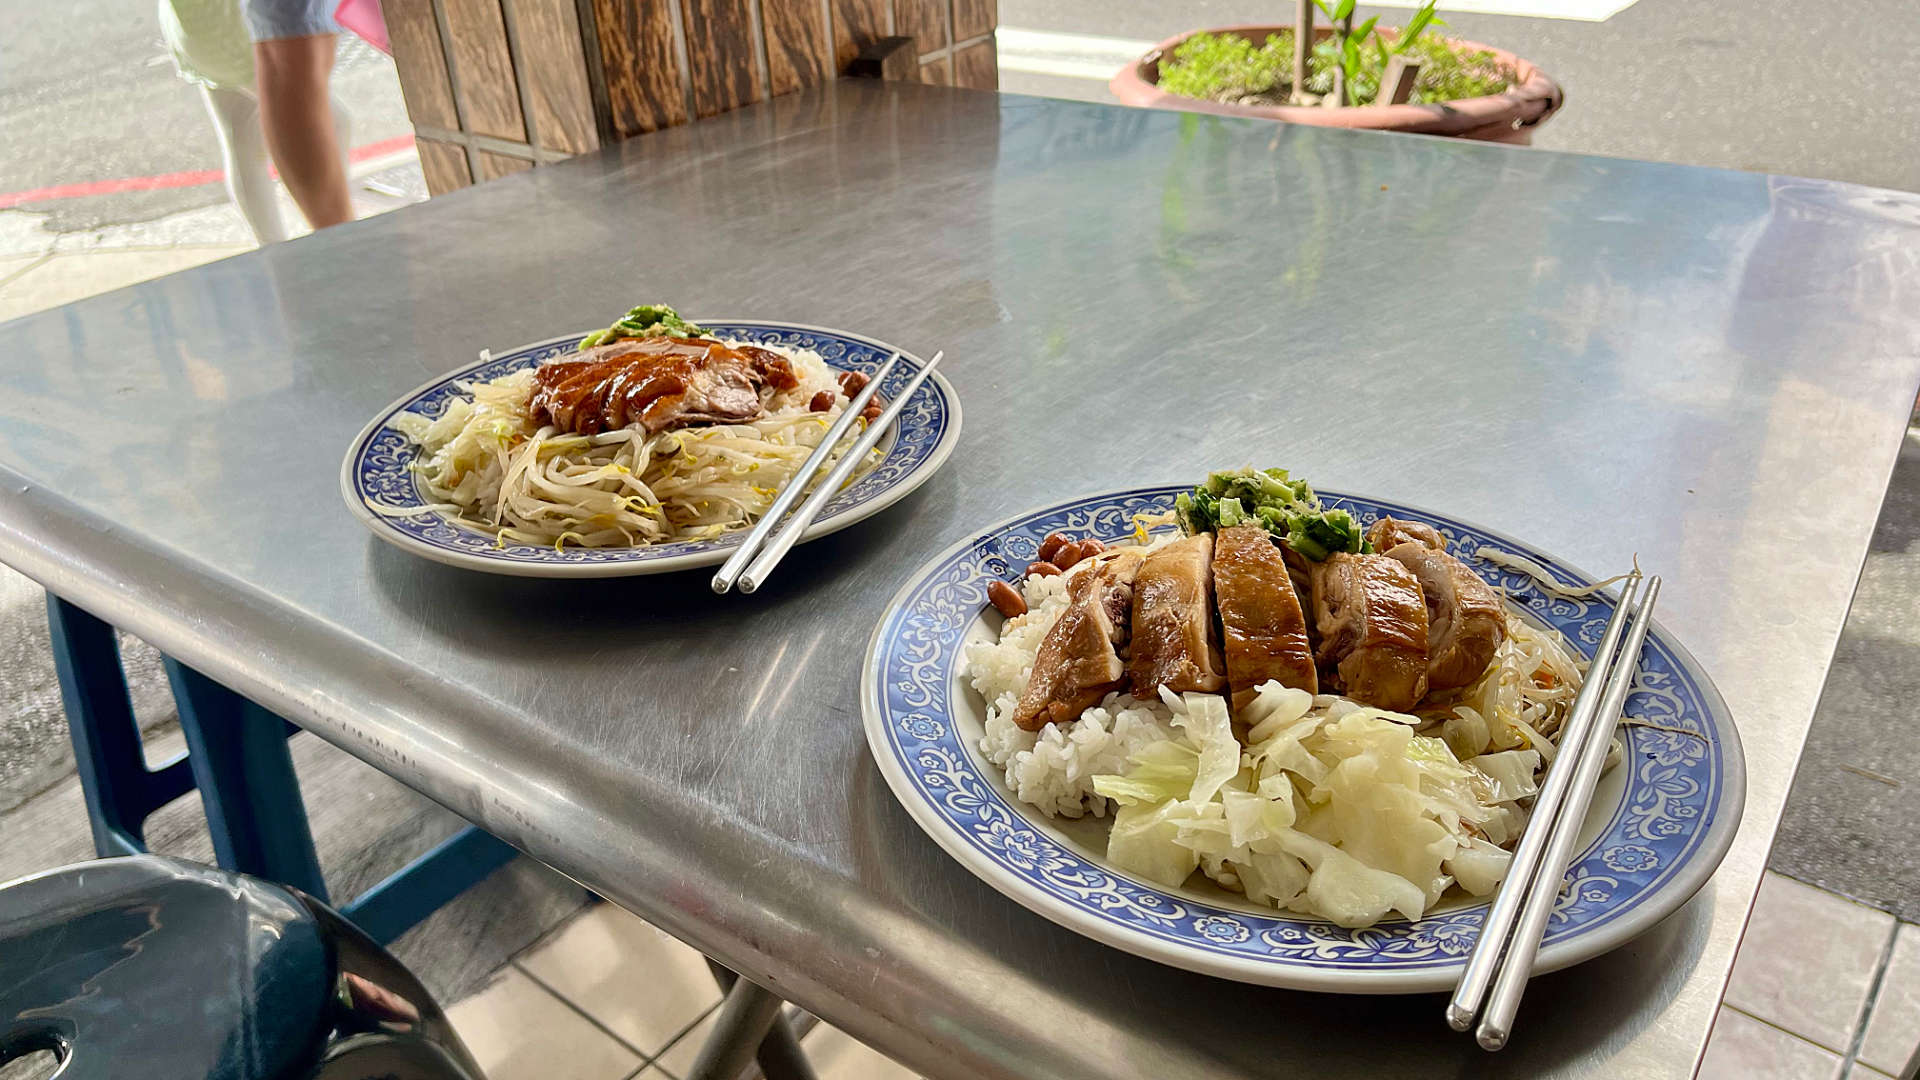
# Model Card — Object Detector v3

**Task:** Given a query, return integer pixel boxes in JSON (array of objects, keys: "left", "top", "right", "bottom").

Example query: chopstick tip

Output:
[
  {"left": 1445, "top": 1003, "right": 1475, "bottom": 1032},
  {"left": 1476, "top": 1026, "right": 1509, "bottom": 1052}
]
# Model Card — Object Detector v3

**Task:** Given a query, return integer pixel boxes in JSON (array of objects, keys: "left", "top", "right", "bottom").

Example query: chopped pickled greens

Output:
[
  {"left": 1174, "top": 466, "right": 1369, "bottom": 560},
  {"left": 578, "top": 303, "right": 710, "bottom": 349}
]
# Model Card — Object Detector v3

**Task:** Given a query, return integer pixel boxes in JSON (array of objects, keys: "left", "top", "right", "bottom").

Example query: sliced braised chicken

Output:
[
  {"left": 529, "top": 336, "right": 799, "bottom": 435},
  {"left": 1309, "top": 553, "right": 1430, "bottom": 711},
  {"left": 1129, "top": 534, "right": 1226, "bottom": 698},
  {"left": 1385, "top": 543, "right": 1507, "bottom": 692},
  {"left": 1213, "top": 525, "right": 1318, "bottom": 707},
  {"left": 1366, "top": 515, "right": 1446, "bottom": 554},
  {"left": 1012, "top": 549, "right": 1147, "bottom": 731}
]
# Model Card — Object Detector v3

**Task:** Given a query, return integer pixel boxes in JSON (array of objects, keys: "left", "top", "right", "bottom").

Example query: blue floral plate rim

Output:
[
  {"left": 861, "top": 484, "right": 1745, "bottom": 993},
  {"left": 339, "top": 321, "right": 961, "bottom": 578}
]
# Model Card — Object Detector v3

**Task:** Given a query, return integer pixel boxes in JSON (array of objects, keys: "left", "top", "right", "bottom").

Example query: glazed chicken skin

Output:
[
  {"left": 1309, "top": 553, "right": 1431, "bottom": 711},
  {"left": 530, "top": 336, "right": 798, "bottom": 435},
  {"left": 1366, "top": 516, "right": 1446, "bottom": 554},
  {"left": 1129, "top": 534, "right": 1227, "bottom": 698},
  {"left": 1012, "top": 549, "right": 1147, "bottom": 731},
  {"left": 1212, "top": 525, "right": 1318, "bottom": 707},
  {"left": 1385, "top": 543, "right": 1508, "bottom": 692}
]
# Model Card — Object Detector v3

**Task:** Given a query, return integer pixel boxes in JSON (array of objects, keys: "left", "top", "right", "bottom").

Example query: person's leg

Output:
[
  {"left": 200, "top": 85, "right": 287, "bottom": 244},
  {"left": 251, "top": 33, "right": 353, "bottom": 229}
]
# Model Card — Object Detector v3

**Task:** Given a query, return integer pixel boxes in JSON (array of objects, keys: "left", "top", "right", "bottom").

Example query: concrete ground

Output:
[{"left": 1771, "top": 428, "right": 1920, "bottom": 921}]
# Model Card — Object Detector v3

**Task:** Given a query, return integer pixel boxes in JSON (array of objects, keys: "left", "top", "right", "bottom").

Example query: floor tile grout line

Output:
[
  {"left": 511, "top": 957, "right": 662, "bottom": 1062},
  {"left": 1722, "top": 1002, "right": 1852, "bottom": 1058},
  {"left": 1772, "top": 868, "right": 1905, "bottom": 923},
  {"left": 505, "top": 898, "right": 600, "bottom": 967},
  {"left": 1843, "top": 919, "right": 1906, "bottom": 1072},
  {"left": 640, "top": 999, "right": 726, "bottom": 1080}
]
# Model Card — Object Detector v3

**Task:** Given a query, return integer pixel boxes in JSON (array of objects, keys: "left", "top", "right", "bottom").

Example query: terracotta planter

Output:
[{"left": 1109, "top": 25, "right": 1563, "bottom": 145}]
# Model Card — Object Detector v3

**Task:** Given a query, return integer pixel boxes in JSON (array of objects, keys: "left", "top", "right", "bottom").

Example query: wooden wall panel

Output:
[
  {"left": 442, "top": 0, "right": 528, "bottom": 140},
  {"left": 594, "top": 0, "right": 688, "bottom": 136},
  {"left": 476, "top": 151, "right": 537, "bottom": 180},
  {"left": 418, "top": 137, "right": 474, "bottom": 195},
  {"left": 892, "top": 0, "right": 945, "bottom": 55},
  {"left": 386, "top": 0, "right": 460, "bottom": 129},
  {"left": 762, "top": 0, "right": 832, "bottom": 96},
  {"left": 514, "top": 0, "right": 599, "bottom": 153},
  {"left": 830, "top": 0, "right": 888, "bottom": 68},
  {"left": 953, "top": 0, "right": 993, "bottom": 43},
  {"left": 681, "top": 0, "right": 762, "bottom": 118},
  {"left": 954, "top": 38, "right": 995, "bottom": 89},
  {"left": 917, "top": 55, "right": 951, "bottom": 84},
  {"left": 390, "top": 0, "right": 1000, "bottom": 198}
]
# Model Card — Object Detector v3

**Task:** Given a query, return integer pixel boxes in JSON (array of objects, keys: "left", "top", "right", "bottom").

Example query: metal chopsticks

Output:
[
  {"left": 1448, "top": 571, "right": 1662, "bottom": 1050},
  {"left": 734, "top": 351, "right": 944, "bottom": 594},
  {"left": 710, "top": 352, "right": 902, "bottom": 594}
]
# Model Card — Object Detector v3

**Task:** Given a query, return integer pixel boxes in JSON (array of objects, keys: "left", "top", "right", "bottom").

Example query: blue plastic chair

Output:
[
  {"left": 44, "top": 593, "right": 516, "bottom": 945},
  {"left": 1, "top": 854, "right": 487, "bottom": 1080}
]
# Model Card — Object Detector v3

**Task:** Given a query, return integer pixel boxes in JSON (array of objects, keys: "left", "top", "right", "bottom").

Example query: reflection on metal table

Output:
[{"left": 1, "top": 80, "right": 1917, "bottom": 1079}]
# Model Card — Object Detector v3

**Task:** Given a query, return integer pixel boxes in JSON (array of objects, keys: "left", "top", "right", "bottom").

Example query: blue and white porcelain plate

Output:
[
  {"left": 862, "top": 486, "right": 1745, "bottom": 993},
  {"left": 341, "top": 322, "right": 961, "bottom": 577}
]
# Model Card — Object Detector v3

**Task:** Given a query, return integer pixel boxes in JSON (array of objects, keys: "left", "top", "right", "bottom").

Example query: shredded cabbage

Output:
[{"left": 1092, "top": 679, "right": 1561, "bottom": 927}]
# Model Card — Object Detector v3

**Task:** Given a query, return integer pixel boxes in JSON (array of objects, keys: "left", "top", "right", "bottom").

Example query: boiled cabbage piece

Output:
[{"left": 1091, "top": 682, "right": 1540, "bottom": 927}]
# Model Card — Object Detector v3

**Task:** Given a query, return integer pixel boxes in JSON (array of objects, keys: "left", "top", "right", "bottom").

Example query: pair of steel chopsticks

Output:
[
  {"left": 1447, "top": 570, "right": 1663, "bottom": 1051},
  {"left": 710, "top": 350, "right": 944, "bottom": 595}
]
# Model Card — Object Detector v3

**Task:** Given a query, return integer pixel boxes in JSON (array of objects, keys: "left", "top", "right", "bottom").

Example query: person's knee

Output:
[{"left": 252, "top": 35, "right": 335, "bottom": 93}]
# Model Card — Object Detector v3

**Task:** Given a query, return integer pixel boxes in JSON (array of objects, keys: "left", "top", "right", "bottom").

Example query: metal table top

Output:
[{"left": 4, "top": 81, "right": 1918, "bottom": 1079}]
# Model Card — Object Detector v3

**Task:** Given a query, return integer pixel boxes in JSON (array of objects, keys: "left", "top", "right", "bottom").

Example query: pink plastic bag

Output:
[{"left": 335, "top": 0, "right": 390, "bottom": 55}]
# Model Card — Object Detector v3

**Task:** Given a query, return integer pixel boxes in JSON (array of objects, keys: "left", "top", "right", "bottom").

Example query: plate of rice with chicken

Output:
[
  {"left": 862, "top": 468, "right": 1743, "bottom": 991},
  {"left": 342, "top": 304, "right": 960, "bottom": 576}
]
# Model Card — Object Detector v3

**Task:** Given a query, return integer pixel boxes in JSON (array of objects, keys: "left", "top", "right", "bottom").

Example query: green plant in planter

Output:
[{"left": 1156, "top": 2, "right": 1511, "bottom": 108}]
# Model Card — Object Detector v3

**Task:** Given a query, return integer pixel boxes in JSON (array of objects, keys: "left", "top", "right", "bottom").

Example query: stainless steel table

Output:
[{"left": 4, "top": 80, "right": 1918, "bottom": 1078}]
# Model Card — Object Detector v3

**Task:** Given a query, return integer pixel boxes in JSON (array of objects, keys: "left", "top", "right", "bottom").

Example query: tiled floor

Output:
[
  {"left": 1701, "top": 871, "right": 1917, "bottom": 1078},
  {"left": 447, "top": 902, "right": 919, "bottom": 1080}
]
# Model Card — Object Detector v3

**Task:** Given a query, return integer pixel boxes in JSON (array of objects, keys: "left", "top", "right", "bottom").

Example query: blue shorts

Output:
[{"left": 242, "top": 0, "right": 340, "bottom": 41}]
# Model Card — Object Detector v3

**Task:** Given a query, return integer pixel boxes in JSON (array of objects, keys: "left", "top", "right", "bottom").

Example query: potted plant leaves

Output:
[{"left": 1109, "top": 0, "right": 1564, "bottom": 144}]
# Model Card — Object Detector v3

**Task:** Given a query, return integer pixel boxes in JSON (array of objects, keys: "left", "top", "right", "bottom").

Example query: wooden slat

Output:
[
  {"left": 512, "top": 0, "right": 599, "bottom": 153},
  {"left": 681, "top": 0, "right": 762, "bottom": 118},
  {"left": 1378, "top": 55, "right": 1421, "bottom": 106},
  {"left": 830, "top": 0, "right": 888, "bottom": 69},
  {"left": 762, "top": 0, "right": 832, "bottom": 96},
  {"left": 443, "top": 0, "right": 529, "bottom": 141},
  {"left": 592, "top": 0, "right": 688, "bottom": 136},
  {"left": 916, "top": 55, "right": 951, "bottom": 85},
  {"left": 891, "top": 0, "right": 945, "bottom": 54},
  {"left": 952, "top": 0, "right": 993, "bottom": 43},
  {"left": 476, "top": 151, "right": 537, "bottom": 180},
  {"left": 953, "top": 38, "right": 994, "bottom": 89},
  {"left": 386, "top": 0, "right": 460, "bottom": 129},
  {"left": 417, "top": 137, "right": 474, "bottom": 194}
]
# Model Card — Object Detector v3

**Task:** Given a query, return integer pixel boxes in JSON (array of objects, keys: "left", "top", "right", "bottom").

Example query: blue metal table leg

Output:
[
  {"left": 342, "top": 826, "right": 517, "bottom": 945},
  {"left": 45, "top": 595, "right": 195, "bottom": 857},
  {"left": 50, "top": 592, "right": 519, "bottom": 945},
  {"left": 164, "top": 659, "right": 329, "bottom": 902}
]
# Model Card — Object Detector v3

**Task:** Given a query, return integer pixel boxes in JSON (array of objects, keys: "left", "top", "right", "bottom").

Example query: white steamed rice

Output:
[{"left": 965, "top": 554, "right": 1176, "bottom": 819}]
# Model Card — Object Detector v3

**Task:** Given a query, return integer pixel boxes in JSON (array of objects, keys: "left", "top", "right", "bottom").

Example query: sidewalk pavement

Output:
[{"left": 0, "top": 148, "right": 425, "bottom": 325}]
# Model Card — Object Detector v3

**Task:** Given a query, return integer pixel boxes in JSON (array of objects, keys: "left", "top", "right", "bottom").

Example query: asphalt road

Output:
[
  {"left": 0, "top": 0, "right": 412, "bottom": 231},
  {"left": 1001, "top": 0, "right": 1920, "bottom": 194}
]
